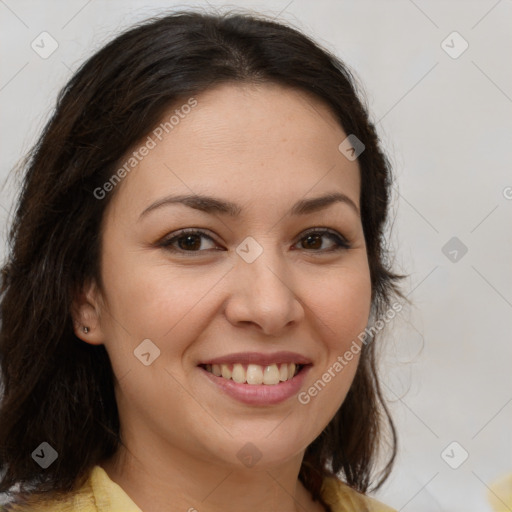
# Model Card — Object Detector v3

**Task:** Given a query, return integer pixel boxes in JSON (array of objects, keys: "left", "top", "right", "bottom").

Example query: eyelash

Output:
[{"left": 158, "top": 227, "right": 351, "bottom": 255}]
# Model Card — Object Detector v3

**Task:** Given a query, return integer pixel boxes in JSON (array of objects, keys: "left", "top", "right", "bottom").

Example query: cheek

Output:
[
  {"left": 98, "top": 247, "right": 231, "bottom": 376},
  {"left": 311, "top": 264, "right": 372, "bottom": 347},
  {"left": 297, "top": 264, "right": 371, "bottom": 427},
  {"left": 100, "top": 245, "right": 210, "bottom": 334}
]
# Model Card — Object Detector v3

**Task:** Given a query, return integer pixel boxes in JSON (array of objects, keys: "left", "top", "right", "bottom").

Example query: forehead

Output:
[{"left": 106, "top": 82, "right": 361, "bottom": 220}]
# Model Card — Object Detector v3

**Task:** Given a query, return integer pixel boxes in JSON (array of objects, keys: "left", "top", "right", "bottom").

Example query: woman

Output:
[{"left": 0, "top": 10, "right": 405, "bottom": 512}]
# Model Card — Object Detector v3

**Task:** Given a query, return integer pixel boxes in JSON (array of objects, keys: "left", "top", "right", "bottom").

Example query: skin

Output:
[{"left": 73, "top": 82, "right": 372, "bottom": 512}]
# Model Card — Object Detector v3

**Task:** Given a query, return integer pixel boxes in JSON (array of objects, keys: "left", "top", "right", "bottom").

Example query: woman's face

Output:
[{"left": 81, "top": 83, "right": 372, "bottom": 470}]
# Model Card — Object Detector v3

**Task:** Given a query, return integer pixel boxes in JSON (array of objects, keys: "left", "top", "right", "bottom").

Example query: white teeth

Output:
[
  {"left": 205, "top": 362, "right": 300, "bottom": 385},
  {"left": 221, "top": 364, "right": 232, "bottom": 379},
  {"left": 246, "top": 364, "right": 263, "bottom": 385},
  {"left": 263, "top": 364, "right": 280, "bottom": 385},
  {"left": 279, "top": 363, "right": 288, "bottom": 381},
  {"left": 232, "top": 363, "right": 246, "bottom": 383}
]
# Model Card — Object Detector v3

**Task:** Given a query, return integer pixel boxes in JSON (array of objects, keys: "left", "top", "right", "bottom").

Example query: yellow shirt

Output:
[
  {"left": 2, "top": 465, "right": 396, "bottom": 512},
  {"left": 487, "top": 473, "right": 512, "bottom": 512}
]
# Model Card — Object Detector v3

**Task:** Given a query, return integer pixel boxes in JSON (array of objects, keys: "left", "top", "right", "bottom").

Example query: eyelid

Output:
[
  {"left": 299, "top": 227, "right": 350, "bottom": 244},
  {"left": 159, "top": 227, "right": 351, "bottom": 254},
  {"left": 158, "top": 228, "right": 219, "bottom": 253}
]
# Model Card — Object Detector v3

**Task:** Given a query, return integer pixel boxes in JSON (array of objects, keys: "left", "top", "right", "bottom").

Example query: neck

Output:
[{"left": 100, "top": 443, "right": 324, "bottom": 512}]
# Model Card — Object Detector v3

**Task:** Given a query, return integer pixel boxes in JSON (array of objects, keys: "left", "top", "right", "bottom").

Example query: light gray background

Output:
[{"left": 1, "top": 1, "right": 511, "bottom": 510}]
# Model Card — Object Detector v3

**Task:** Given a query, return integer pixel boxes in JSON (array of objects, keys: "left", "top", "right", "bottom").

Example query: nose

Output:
[{"left": 224, "top": 248, "right": 305, "bottom": 336}]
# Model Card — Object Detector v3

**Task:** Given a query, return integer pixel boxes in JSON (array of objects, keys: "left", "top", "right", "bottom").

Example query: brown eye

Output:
[
  {"left": 159, "top": 227, "right": 350, "bottom": 256},
  {"left": 296, "top": 229, "right": 350, "bottom": 252},
  {"left": 176, "top": 234, "right": 202, "bottom": 251},
  {"left": 301, "top": 233, "right": 323, "bottom": 250},
  {"left": 160, "top": 229, "right": 219, "bottom": 254}
]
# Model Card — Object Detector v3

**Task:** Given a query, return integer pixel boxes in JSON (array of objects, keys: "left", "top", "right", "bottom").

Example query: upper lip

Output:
[{"left": 199, "top": 351, "right": 312, "bottom": 366}]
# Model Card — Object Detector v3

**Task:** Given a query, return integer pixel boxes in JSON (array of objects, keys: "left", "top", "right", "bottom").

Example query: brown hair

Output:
[{"left": 0, "top": 9, "right": 406, "bottom": 510}]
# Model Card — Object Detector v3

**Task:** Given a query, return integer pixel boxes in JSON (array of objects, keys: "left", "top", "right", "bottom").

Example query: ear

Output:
[{"left": 71, "top": 279, "right": 105, "bottom": 346}]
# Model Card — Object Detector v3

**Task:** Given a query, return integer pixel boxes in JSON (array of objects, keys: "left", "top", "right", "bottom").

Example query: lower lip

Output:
[{"left": 200, "top": 365, "right": 312, "bottom": 405}]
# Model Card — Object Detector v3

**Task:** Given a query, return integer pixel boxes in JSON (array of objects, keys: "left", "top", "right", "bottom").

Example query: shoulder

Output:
[
  {"left": 320, "top": 476, "right": 396, "bottom": 512},
  {"left": 0, "top": 495, "right": 95, "bottom": 512},
  {"left": 487, "top": 472, "right": 512, "bottom": 511},
  {"left": 0, "top": 476, "right": 97, "bottom": 512},
  {"left": 0, "top": 466, "right": 141, "bottom": 512}
]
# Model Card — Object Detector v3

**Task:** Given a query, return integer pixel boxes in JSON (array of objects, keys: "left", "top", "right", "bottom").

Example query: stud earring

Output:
[{"left": 83, "top": 326, "right": 89, "bottom": 334}]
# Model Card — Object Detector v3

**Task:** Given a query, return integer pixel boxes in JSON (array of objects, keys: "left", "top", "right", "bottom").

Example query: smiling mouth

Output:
[{"left": 199, "top": 363, "right": 306, "bottom": 385}]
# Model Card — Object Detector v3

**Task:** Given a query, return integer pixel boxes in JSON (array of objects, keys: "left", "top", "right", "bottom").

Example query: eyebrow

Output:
[{"left": 138, "top": 191, "right": 359, "bottom": 221}]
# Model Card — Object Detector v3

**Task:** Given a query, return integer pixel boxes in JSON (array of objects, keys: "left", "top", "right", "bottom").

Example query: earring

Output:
[{"left": 83, "top": 326, "right": 90, "bottom": 334}]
